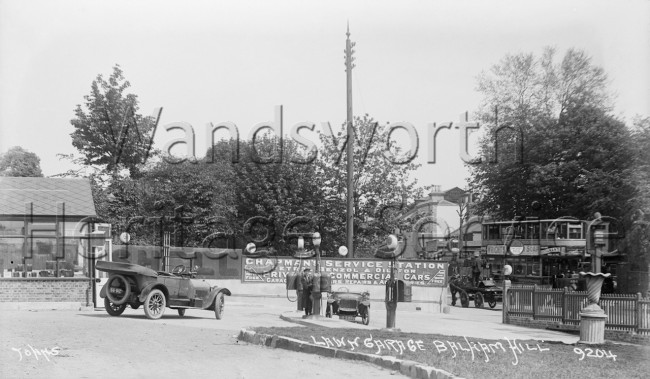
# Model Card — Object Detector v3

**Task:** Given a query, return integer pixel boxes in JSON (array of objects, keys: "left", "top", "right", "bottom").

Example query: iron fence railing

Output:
[{"left": 506, "top": 285, "right": 650, "bottom": 335}]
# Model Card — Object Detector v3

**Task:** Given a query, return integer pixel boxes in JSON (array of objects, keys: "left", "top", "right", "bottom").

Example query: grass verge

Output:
[{"left": 253, "top": 326, "right": 649, "bottom": 379}]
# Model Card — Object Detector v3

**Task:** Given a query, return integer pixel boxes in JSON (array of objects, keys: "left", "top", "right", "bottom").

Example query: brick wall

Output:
[{"left": 0, "top": 278, "right": 92, "bottom": 305}]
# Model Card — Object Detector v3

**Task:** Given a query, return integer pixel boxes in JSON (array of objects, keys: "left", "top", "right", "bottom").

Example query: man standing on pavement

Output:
[
  {"left": 472, "top": 251, "right": 484, "bottom": 286},
  {"left": 301, "top": 268, "right": 313, "bottom": 316}
]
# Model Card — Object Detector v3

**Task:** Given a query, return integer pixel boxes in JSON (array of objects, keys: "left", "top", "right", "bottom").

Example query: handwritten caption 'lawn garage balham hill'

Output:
[{"left": 310, "top": 335, "right": 617, "bottom": 365}]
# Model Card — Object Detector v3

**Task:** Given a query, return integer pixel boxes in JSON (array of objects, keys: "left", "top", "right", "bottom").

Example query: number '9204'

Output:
[{"left": 573, "top": 347, "right": 617, "bottom": 361}]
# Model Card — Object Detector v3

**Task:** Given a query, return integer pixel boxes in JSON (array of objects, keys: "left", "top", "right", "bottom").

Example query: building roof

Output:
[{"left": 0, "top": 177, "right": 97, "bottom": 217}]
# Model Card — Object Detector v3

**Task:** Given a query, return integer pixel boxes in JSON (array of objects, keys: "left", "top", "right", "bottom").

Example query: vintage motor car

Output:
[
  {"left": 325, "top": 287, "right": 370, "bottom": 325},
  {"left": 97, "top": 260, "right": 231, "bottom": 320}
]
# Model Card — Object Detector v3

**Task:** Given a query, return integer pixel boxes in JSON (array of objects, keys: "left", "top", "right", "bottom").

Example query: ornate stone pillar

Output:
[{"left": 578, "top": 272, "right": 610, "bottom": 344}]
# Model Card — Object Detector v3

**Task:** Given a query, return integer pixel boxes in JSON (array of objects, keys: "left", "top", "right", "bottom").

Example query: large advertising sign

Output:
[{"left": 243, "top": 257, "right": 447, "bottom": 287}]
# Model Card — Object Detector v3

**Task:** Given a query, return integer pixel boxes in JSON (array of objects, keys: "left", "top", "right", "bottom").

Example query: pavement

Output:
[
  {"left": 277, "top": 299, "right": 580, "bottom": 344},
  {"left": 237, "top": 297, "right": 582, "bottom": 379}
]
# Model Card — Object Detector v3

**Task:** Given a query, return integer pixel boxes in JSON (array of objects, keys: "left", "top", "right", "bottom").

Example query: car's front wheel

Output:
[
  {"left": 361, "top": 308, "right": 370, "bottom": 325},
  {"left": 460, "top": 291, "right": 470, "bottom": 308},
  {"left": 104, "top": 297, "right": 126, "bottom": 316},
  {"left": 486, "top": 293, "right": 497, "bottom": 308},
  {"left": 474, "top": 292, "right": 484, "bottom": 308},
  {"left": 214, "top": 292, "right": 224, "bottom": 320},
  {"left": 144, "top": 289, "right": 166, "bottom": 320},
  {"left": 325, "top": 304, "right": 332, "bottom": 318}
]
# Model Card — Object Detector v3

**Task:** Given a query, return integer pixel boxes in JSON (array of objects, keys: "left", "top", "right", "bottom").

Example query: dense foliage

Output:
[
  {"left": 469, "top": 48, "right": 636, "bottom": 223},
  {"left": 69, "top": 65, "right": 159, "bottom": 177},
  {"left": 0, "top": 146, "right": 43, "bottom": 177},
  {"left": 313, "top": 115, "right": 423, "bottom": 257}
]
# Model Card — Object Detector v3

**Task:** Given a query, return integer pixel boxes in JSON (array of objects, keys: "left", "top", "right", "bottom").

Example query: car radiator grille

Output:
[{"left": 339, "top": 299, "right": 358, "bottom": 311}]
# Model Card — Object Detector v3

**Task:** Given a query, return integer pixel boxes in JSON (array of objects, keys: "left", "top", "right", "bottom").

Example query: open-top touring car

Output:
[
  {"left": 97, "top": 261, "right": 231, "bottom": 320},
  {"left": 325, "top": 287, "right": 370, "bottom": 325}
]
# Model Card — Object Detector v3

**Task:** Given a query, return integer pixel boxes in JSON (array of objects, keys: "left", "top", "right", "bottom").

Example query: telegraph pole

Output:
[{"left": 345, "top": 23, "right": 356, "bottom": 258}]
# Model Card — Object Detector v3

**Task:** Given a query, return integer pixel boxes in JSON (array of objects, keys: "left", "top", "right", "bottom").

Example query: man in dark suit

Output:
[
  {"left": 472, "top": 252, "right": 484, "bottom": 286},
  {"left": 301, "top": 268, "right": 314, "bottom": 316}
]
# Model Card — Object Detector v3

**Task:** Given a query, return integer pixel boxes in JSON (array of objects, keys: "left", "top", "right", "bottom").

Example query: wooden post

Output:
[
  {"left": 562, "top": 287, "right": 568, "bottom": 325},
  {"left": 533, "top": 285, "right": 537, "bottom": 320},
  {"left": 502, "top": 280, "right": 511, "bottom": 324},
  {"left": 636, "top": 292, "right": 642, "bottom": 334},
  {"left": 345, "top": 24, "right": 355, "bottom": 258}
]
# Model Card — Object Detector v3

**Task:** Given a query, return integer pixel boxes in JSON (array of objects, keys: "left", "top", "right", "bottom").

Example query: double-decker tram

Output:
[{"left": 481, "top": 218, "right": 610, "bottom": 288}]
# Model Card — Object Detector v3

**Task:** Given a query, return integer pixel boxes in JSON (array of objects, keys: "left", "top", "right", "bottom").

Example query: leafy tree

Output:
[
  {"left": 207, "top": 117, "right": 424, "bottom": 258},
  {"left": 0, "top": 146, "right": 43, "bottom": 177},
  {"left": 629, "top": 116, "right": 650, "bottom": 218},
  {"left": 475, "top": 47, "right": 610, "bottom": 127},
  {"left": 314, "top": 115, "right": 423, "bottom": 257},
  {"left": 69, "top": 65, "right": 159, "bottom": 178},
  {"left": 95, "top": 116, "right": 425, "bottom": 256},
  {"left": 618, "top": 116, "right": 650, "bottom": 283},
  {"left": 95, "top": 156, "right": 237, "bottom": 247},
  {"left": 469, "top": 48, "right": 635, "bottom": 222},
  {"left": 214, "top": 137, "right": 330, "bottom": 254}
]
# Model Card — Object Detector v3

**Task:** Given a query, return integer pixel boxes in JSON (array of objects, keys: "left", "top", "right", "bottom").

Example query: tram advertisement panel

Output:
[
  {"left": 486, "top": 244, "right": 539, "bottom": 256},
  {"left": 243, "top": 258, "right": 447, "bottom": 287}
]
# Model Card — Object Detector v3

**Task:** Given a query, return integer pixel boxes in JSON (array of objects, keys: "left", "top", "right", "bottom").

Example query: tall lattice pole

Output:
[{"left": 345, "top": 24, "right": 356, "bottom": 258}]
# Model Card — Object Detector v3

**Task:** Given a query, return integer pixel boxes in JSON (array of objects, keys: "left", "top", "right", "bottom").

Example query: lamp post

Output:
[
  {"left": 578, "top": 212, "right": 619, "bottom": 344},
  {"left": 501, "top": 216, "right": 520, "bottom": 324},
  {"left": 297, "top": 236, "right": 305, "bottom": 311},
  {"left": 384, "top": 234, "right": 399, "bottom": 329},
  {"left": 587, "top": 212, "right": 621, "bottom": 274},
  {"left": 311, "top": 232, "right": 323, "bottom": 316}
]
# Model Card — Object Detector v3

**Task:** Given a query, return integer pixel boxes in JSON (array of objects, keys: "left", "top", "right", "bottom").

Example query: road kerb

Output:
[{"left": 237, "top": 328, "right": 462, "bottom": 379}]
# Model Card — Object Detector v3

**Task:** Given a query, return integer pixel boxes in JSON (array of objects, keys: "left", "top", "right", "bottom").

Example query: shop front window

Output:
[
  {"left": 0, "top": 218, "right": 110, "bottom": 278},
  {"left": 514, "top": 260, "right": 526, "bottom": 276},
  {"left": 0, "top": 236, "right": 97, "bottom": 278},
  {"left": 507, "top": 257, "right": 542, "bottom": 277},
  {"left": 0, "top": 237, "right": 24, "bottom": 277}
]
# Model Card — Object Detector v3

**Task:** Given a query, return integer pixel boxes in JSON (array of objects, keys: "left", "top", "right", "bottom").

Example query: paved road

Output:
[
  {"left": 0, "top": 297, "right": 407, "bottom": 379},
  {"left": 0, "top": 295, "right": 582, "bottom": 379}
]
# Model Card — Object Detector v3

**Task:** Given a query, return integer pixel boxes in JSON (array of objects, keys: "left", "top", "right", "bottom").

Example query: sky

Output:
[{"left": 1, "top": 0, "right": 648, "bottom": 191}]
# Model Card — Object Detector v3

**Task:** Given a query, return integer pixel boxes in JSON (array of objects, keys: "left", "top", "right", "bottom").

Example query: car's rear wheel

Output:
[
  {"left": 104, "top": 297, "right": 126, "bottom": 316},
  {"left": 489, "top": 300, "right": 497, "bottom": 308},
  {"left": 144, "top": 289, "right": 166, "bottom": 320},
  {"left": 178, "top": 308, "right": 186, "bottom": 317},
  {"left": 105, "top": 274, "right": 131, "bottom": 305},
  {"left": 214, "top": 292, "right": 224, "bottom": 320}
]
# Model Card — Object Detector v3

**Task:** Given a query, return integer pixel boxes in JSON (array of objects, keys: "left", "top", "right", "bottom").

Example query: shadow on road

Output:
[{"left": 77, "top": 311, "right": 206, "bottom": 320}]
